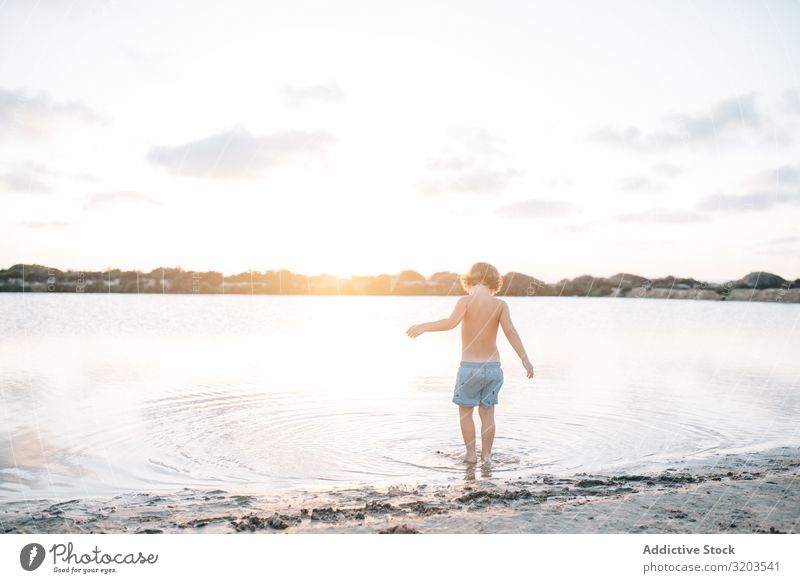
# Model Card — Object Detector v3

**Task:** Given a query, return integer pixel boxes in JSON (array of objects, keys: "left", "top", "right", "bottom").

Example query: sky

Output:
[{"left": 1, "top": 0, "right": 799, "bottom": 282}]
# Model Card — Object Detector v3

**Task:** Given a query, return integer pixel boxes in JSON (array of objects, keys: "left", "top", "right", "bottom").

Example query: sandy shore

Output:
[{"left": 2, "top": 447, "right": 798, "bottom": 534}]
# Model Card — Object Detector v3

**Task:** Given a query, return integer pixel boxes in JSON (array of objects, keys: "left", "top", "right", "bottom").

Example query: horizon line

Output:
[{"left": 2, "top": 263, "right": 797, "bottom": 286}]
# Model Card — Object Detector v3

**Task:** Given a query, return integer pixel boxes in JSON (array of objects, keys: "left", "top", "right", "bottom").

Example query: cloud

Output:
[
  {"left": 545, "top": 176, "right": 574, "bottom": 189},
  {"left": 696, "top": 165, "right": 800, "bottom": 214},
  {"left": 424, "top": 157, "right": 474, "bottom": 172},
  {"left": 652, "top": 163, "right": 683, "bottom": 178},
  {"left": 620, "top": 163, "right": 683, "bottom": 193},
  {"left": 620, "top": 176, "right": 663, "bottom": 193},
  {"left": 117, "top": 44, "right": 170, "bottom": 66},
  {"left": 421, "top": 168, "right": 517, "bottom": 196},
  {"left": 592, "top": 93, "right": 767, "bottom": 149},
  {"left": 665, "top": 93, "right": 760, "bottom": 137},
  {"left": 783, "top": 89, "right": 800, "bottom": 115},
  {"left": 748, "top": 164, "right": 800, "bottom": 190},
  {"left": 24, "top": 220, "right": 73, "bottom": 230},
  {"left": 0, "top": 162, "right": 100, "bottom": 195},
  {"left": 697, "top": 191, "right": 800, "bottom": 213},
  {"left": 450, "top": 127, "right": 504, "bottom": 155},
  {"left": 562, "top": 222, "right": 596, "bottom": 232},
  {"left": 281, "top": 83, "right": 345, "bottom": 107},
  {"left": 0, "top": 87, "right": 103, "bottom": 140},
  {"left": 770, "top": 235, "right": 800, "bottom": 244},
  {"left": 0, "top": 162, "right": 98, "bottom": 195},
  {"left": 420, "top": 128, "right": 514, "bottom": 195},
  {"left": 616, "top": 208, "right": 709, "bottom": 223},
  {"left": 592, "top": 126, "right": 643, "bottom": 147},
  {"left": 497, "top": 199, "right": 574, "bottom": 218},
  {"left": 84, "top": 191, "right": 160, "bottom": 209},
  {"left": 758, "top": 248, "right": 798, "bottom": 255},
  {"left": 0, "top": 164, "right": 53, "bottom": 194},
  {"left": 148, "top": 128, "right": 335, "bottom": 178}
]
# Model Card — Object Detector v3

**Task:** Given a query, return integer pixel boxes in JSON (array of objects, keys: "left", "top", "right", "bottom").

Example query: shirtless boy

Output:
[{"left": 406, "top": 262, "right": 534, "bottom": 464}]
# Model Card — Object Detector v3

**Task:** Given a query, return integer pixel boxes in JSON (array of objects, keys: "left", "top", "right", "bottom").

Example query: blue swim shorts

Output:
[{"left": 452, "top": 361, "right": 503, "bottom": 409}]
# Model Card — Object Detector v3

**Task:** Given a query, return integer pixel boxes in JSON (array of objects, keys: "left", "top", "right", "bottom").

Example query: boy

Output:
[{"left": 406, "top": 262, "right": 534, "bottom": 464}]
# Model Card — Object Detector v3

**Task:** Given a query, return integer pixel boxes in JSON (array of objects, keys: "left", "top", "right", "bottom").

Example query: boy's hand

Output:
[
  {"left": 522, "top": 357, "right": 534, "bottom": 379},
  {"left": 406, "top": 324, "right": 425, "bottom": 338}
]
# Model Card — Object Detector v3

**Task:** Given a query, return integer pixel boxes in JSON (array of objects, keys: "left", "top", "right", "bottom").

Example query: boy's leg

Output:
[
  {"left": 458, "top": 406, "right": 477, "bottom": 463},
  {"left": 478, "top": 405, "right": 496, "bottom": 462}
]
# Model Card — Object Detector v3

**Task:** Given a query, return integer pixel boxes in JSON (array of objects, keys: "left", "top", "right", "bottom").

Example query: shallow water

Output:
[{"left": 0, "top": 293, "right": 798, "bottom": 499}]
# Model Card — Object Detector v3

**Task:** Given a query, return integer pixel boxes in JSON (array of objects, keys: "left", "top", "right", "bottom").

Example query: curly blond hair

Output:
[{"left": 460, "top": 262, "right": 503, "bottom": 294}]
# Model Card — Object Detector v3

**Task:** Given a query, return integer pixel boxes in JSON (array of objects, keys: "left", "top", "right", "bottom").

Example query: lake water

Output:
[{"left": 0, "top": 293, "right": 798, "bottom": 500}]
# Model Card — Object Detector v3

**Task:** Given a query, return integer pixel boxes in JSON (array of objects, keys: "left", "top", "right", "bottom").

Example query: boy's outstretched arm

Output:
[
  {"left": 499, "top": 300, "right": 534, "bottom": 379},
  {"left": 406, "top": 296, "right": 468, "bottom": 338}
]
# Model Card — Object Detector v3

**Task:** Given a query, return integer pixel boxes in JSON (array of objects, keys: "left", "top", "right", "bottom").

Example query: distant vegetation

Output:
[{"left": 1, "top": 264, "right": 798, "bottom": 302}]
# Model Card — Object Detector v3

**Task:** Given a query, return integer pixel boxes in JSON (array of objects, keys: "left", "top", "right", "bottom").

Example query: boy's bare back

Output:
[{"left": 459, "top": 287, "right": 503, "bottom": 362}]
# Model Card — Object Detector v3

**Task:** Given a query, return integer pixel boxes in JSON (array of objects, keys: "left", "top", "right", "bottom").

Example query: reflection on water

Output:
[{"left": 0, "top": 293, "right": 798, "bottom": 499}]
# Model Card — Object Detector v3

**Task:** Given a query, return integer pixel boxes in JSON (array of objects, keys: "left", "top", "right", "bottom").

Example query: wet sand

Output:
[{"left": 2, "top": 447, "right": 798, "bottom": 534}]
